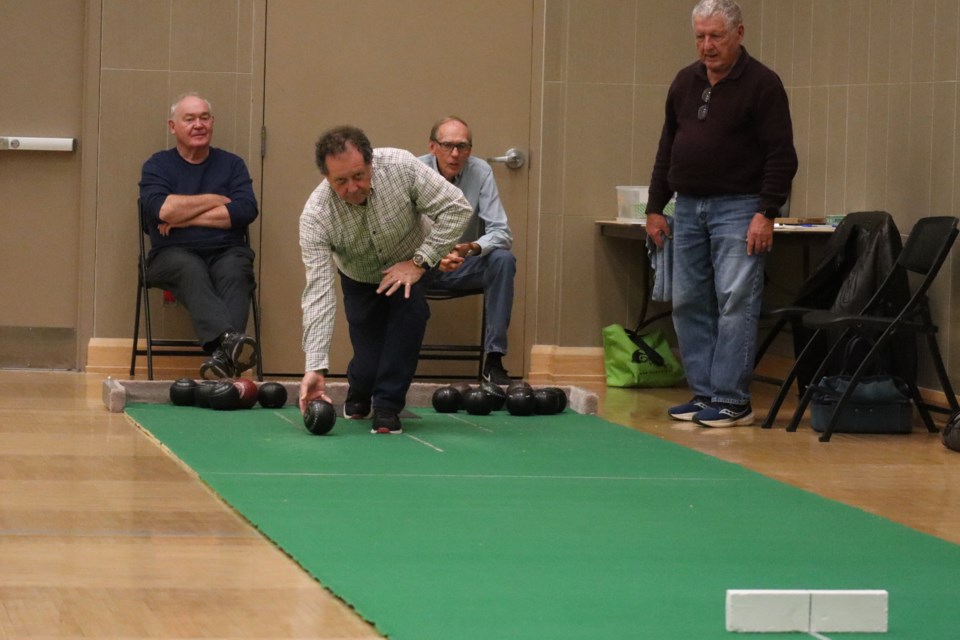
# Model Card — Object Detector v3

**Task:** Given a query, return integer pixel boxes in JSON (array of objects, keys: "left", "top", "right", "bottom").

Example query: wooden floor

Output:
[{"left": 2, "top": 370, "right": 959, "bottom": 638}]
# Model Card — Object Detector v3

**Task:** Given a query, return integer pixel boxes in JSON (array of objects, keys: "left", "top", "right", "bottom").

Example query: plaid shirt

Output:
[{"left": 299, "top": 147, "right": 472, "bottom": 371}]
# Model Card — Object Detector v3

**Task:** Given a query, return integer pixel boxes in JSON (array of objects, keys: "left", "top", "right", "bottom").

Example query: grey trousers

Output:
[{"left": 146, "top": 245, "right": 255, "bottom": 351}]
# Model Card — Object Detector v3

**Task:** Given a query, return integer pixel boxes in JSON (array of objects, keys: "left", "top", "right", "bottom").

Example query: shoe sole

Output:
[
  {"left": 694, "top": 412, "right": 755, "bottom": 428},
  {"left": 199, "top": 363, "right": 233, "bottom": 380},
  {"left": 230, "top": 341, "right": 258, "bottom": 373},
  {"left": 668, "top": 403, "right": 708, "bottom": 421},
  {"left": 370, "top": 427, "right": 403, "bottom": 434},
  {"left": 343, "top": 405, "right": 373, "bottom": 420}
]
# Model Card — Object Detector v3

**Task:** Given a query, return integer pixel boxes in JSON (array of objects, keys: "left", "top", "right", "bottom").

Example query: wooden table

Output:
[{"left": 596, "top": 219, "right": 835, "bottom": 329}]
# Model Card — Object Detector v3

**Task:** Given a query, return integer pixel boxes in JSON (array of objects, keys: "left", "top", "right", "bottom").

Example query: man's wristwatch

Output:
[{"left": 412, "top": 252, "right": 429, "bottom": 269}]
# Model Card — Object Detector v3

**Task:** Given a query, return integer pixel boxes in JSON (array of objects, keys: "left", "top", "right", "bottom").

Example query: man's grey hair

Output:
[
  {"left": 169, "top": 92, "right": 212, "bottom": 120},
  {"left": 692, "top": 0, "right": 743, "bottom": 30},
  {"left": 429, "top": 116, "right": 472, "bottom": 144}
]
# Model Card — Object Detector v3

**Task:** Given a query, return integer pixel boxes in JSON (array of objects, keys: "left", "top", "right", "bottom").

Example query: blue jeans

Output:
[
  {"left": 672, "top": 194, "right": 766, "bottom": 405},
  {"left": 424, "top": 248, "right": 516, "bottom": 355}
]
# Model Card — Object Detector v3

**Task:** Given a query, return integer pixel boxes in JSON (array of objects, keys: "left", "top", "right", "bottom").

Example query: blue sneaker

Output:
[
  {"left": 667, "top": 396, "right": 711, "bottom": 421},
  {"left": 693, "top": 402, "right": 754, "bottom": 428}
]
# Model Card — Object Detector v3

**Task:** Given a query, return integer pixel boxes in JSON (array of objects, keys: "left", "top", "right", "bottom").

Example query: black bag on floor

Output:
[
  {"left": 810, "top": 374, "right": 913, "bottom": 434},
  {"left": 809, "top": 337, "right": 913, "bottom": 434}
]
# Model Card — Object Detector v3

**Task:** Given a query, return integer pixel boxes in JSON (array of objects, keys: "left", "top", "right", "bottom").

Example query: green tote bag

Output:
[{"left": 602, "top": 323, "right": 685, "bottom": 388}]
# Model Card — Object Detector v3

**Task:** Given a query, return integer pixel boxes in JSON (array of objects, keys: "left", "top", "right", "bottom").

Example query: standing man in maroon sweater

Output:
[{"left": 645, "top": 0, "right": 798, "bottom": 427}]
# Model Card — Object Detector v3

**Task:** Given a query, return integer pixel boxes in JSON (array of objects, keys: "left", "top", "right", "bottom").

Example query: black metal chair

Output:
[
  {"left": 418, "top": 288, "right": 487, "bottom": 379},
  {"left": 753, "top": 211, "right": 902, "bottom": 387},
  {"left": 763, "top": 216, "right": 960, "bottom": 441},
  {"left": 130, "top": 199, "right": 263, "bottom": 380}
]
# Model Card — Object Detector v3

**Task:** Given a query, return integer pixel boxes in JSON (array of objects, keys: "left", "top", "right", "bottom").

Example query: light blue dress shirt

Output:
[{"left": 418, "top": 154, "right": 513, "bottom": 255}]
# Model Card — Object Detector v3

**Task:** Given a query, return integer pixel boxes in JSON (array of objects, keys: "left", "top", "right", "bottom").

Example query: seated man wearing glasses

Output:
[{"left": 419, "top": 116, "right": 517, "bottom": 385}]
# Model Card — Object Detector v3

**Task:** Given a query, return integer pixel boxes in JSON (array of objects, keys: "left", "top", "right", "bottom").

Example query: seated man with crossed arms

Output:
[{"left": 139, "top": 92, "right": 259, "bottom": 380}]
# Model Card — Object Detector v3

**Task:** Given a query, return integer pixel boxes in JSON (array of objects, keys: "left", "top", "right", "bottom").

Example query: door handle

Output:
[
  {"left": 486, "top": 147, "right": 525, "bottom": 170},
  {"left": 0, "top": 136, "right": 76, "bottom": 152}
]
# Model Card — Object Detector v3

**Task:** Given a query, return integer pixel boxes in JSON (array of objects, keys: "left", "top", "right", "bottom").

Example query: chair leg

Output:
[
  {"left": 477, "top": 300, "right": 487, "bottom": 380},
  {"left": 762, "top": 327, "right": 830, "bottom": 429},
  {"left": 786, "top": 330, "right": 852, "bottom": 433},
  {"left": 904, "top": 378, "right": 937, "bottom": 433},
  {"left": 251, "top": 289, "right": 264, "bottom": 382},
  {"left": 762, "top": 359, "right": 802, "bottom": 429},
  {"left": 754, "top": 317, "right": 787, "bottom": 369},
  {"left": 130, "top": 279, "right": 143, "bottom": 378},
  {"left": 143, "top": 285, "right": 154, "bottom": 381}
]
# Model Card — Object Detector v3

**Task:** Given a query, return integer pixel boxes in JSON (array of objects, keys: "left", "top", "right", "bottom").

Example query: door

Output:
[
  {"left": 0, "top": 1, "right": 84, "bottom": 369},
  {"left": 258, "top": 0, "right": 534, "bottom": 376}
]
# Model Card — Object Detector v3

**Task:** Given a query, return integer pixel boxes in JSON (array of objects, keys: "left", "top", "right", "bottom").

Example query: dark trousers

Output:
[
  {"left": 146, "top": 245, "right": 256, "bottom": 351},
  {"left": 424, "top": 248, "right": 516, "bottom": 355},
  {"left": 340, "top": 271, "right": 430, "bottom": 412}
]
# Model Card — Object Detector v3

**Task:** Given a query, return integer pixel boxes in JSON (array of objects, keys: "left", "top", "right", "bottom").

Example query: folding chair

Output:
[
  {"left": 130, "top": 199, "right": 263, "bottom": 381},
  {"left": 418, "top": 288, "right": 487, "bottom": 380},
  {"left": 763, "top": 216, "right": 960, "bottom": 441},
  {"left": 754, "top": 211, "right": 902, "bottom": 387}
]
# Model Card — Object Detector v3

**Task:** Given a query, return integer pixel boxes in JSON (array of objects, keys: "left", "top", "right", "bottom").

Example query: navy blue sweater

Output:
[{"left": 139, "top": 147, "right": 258, "bottom": 257}]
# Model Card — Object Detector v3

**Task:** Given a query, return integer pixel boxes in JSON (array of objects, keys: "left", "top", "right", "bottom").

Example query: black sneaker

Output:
[
  {"left": 482, "top": 355, "right": 511, "bottom": 385},
  {"left": 221, "top": 332, "right": 258, "bottom": 374},
  {"left": 343, "top": 388, "right": 373, "bottom": 419},
  {"left": 199, "top": 348, "right": 235, "bottom": 380},
  {"left": 371, "top": 409, "right": 403, "bottom": 434}
]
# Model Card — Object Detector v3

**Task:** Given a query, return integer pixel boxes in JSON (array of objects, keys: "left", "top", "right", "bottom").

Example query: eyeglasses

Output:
[
  {"left": 698, "top": 87, "right": 711, "bottom": 121},
  {"left": 434, "top": 140, "right": 472, "bottom": 153}
]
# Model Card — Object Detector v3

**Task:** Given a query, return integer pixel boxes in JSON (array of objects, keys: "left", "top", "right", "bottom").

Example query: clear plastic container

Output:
[{"left": 616, "top": 186, "right": 648, "bottom": 223}]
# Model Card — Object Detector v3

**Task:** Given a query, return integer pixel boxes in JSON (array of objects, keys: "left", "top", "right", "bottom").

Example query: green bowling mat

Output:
[{"left": 125, "top": 403, "right": 960, "bottom": 639}]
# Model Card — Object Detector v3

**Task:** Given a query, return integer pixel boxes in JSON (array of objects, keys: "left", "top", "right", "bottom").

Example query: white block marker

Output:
[{"left": 726, "top": 589, "right": 888, "bottom": 633}]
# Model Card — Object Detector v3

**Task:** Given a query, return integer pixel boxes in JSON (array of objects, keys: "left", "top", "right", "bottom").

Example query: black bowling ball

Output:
[
  {"left": 505, "top": 388, "right": 536, "bottom": 416},
  {"left": 544, "top": 386, "right": 568, "bottom": 412},
  {"left": 194, "top": 380, "right": 218, "bottom": 408},
  {"left": 304, "top": 399, "right": 336, "bottom": 435},
  {"left": 169, "top": 377, "right": 198, "bottom": 406},
  {"left": 533, "top": 388, "right": 561, "bottom": 415},
  {"left": 208, "top": 379, "right": 240, "bottom": 411},
  {"left": 432, "top": 386, "right": 462, "bottom": 413},
  {"left": 480, "top": 380, "right": 507, "bottom": 411},
  {"left": 462, "top": 387, "right": 493, "bottom": 416},
  {"left": 506, "top": 379, "right": 533, "bottom": 395},
  {"left": 258, "top": 381, "right": 288, "bottom": 408}
]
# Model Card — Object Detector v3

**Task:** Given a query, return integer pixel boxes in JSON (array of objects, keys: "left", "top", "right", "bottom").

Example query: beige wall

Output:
[
  {"left": 537, "top": 0, "right": 960, "bottom": 388},
  {"left": 91, "top": 0, "right": 263, "bottom": 343},
  {"left": 0, "top": 0, "right": 86, "bottom": 368},
  {"left": 11, "top": 0, "right": 959, "bottom": 389}
]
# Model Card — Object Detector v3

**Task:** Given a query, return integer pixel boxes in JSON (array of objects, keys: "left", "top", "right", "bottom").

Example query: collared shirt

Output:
[
  {"left": 418, "top": 154, "right": 513, "bottom": 254},
  {"left": 299, "top": 147, "right": 472, "bottom": 371}
]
